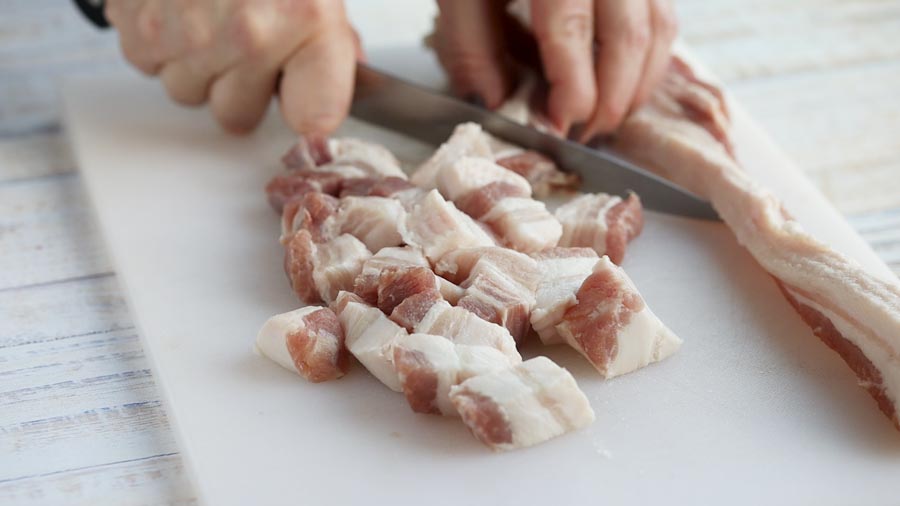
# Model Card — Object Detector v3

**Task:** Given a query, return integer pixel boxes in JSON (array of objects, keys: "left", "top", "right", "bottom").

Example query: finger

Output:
[
  {"left": 209, "top": 64, "right": 280, "bottom": 134},
  {"left": 434, "top": 0, "right": 513, "bottom": 108},
  {"left": 530, "top": 0, "right": 596, "bottom": 132},
  {"left": 158, "top": 59, "right": 215, "bottom": 106},
  {"left": 106, "top": 0, "right": 163, "bottom": 75},
  {"left": 580, "top": 0, "right": 652, "bottom": 141},
  {"left": 280, "top": 23, "right": 356, "bottom": 135},
  {"left": 631, "top": 0, "right": 678, "bottom": 105}
]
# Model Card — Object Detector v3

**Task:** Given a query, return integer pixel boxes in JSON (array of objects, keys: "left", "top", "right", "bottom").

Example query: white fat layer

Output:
[
  {"left": 555, "top": 194, "right": 620, "bottom": 254},
  {"left": 313, "top": 234, "right": 371, "bottom": 303},
  {"left": 255, "top": 306, "right": 322, "bottom": 374},
  {"left": 395, "top": 333, "right": 514, "bottom": 416},
  {"left": 414, "top": 301, "right": 522, "bottom": 363},
  {"left": 449, "top": 357, "right": 595, "bottom": 451},
  {"left": 438, "top": 157, "right": 532, "bottom": 201},
  {"left": 481, "top": 198, "right": 562, "bottom": 252},
  {"left": 789, "top": 289, "right": 900, "bottom": 417},
  {"left": 338, "top": 298, "right": 406, "bottom": 391},
  {"left": 402, "top": 190, "right": 495, "bottom": 262},
  {"left": 437, "top": 278, "right": 465, "bottom": 304},
  {"left": 335, "top": 197, "right": 406, "bottom": 252},
  {"left": 603, "top": 308, "right": 683, "bottom": 379},
  {"left": 531, "top": 255, "right": 600, "bottom": 345},
  {"left": 327, "top": 138, "right": 406, "bottom": 179},
  {"left": 412, "top": 123, "right": 493, "bottom": 189}
]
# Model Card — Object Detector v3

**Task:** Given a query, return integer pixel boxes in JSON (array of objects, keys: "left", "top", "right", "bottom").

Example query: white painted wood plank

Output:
[
  {"left": 0, "top": 133, "right": 75, "bottom": 183},
  {"left": 0, "top": 175, "right": 112, "bottom": 290},
  {"left": 0, "top": 454, "right": 194, "bottom": 506}
]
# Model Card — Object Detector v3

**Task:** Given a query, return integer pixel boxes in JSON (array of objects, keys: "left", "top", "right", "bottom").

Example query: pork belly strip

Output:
[
  {"left": 612, "top": 56, "right": 900, "bottom": 427},
  {"left": 556, "top": 256, "right": 683, "bottom": 378},
  {"left": 554, "top": 193, "right": 644, "bottom": 265},
  {"left": 334, "top": 291, "right": 408, "bottom": 391},
  {"left": 393, "top": 333, "right": 515, "bottom": 416},
  {"left": 283, "top": 230, "right": 372, "bottom": 305},
  {"left": 282, "top": 135, "right": 407, "bottom": 179},
  {"left": 449, "top": 357, "right": 595, "bottom": 451},
  {"left": 255, "top": 306, "right": 348, "bottom": 382}
]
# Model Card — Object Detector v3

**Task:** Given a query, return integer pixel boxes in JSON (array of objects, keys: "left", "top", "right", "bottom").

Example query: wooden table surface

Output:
[{"left": 1, "top": 1, "right": 898, "bottom": 504}]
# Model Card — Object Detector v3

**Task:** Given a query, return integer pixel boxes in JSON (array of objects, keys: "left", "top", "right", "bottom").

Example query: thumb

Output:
[{"left": 433, "top": 0, "right": 513, "bottom": 108}]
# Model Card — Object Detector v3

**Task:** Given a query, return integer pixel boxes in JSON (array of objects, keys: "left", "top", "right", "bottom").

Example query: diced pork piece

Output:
[
  {"left": 436, "top": 157, "right": 532, "bottom": 201},
  {"left": 313, "top": 235, "right": 372, "bottom": 304},
  {"left": 333, "top": 196, "right": 406, "bottom": 252},
  {"left": 390, "top": 290, "right": 444, "bottom": 332},
  {"left": 401, "top": 190, "right": 496, "bottom": 263},
  {"left": 377, "top": 266, "right": 438, "bottom": 315},
  {"left": 284, "top": 231, "right": 371, "bottom": 304},
  {"left": 281, "top": 134, "right": 331, "bottom": 170},
  {"left": 530, "top": 248, "right": 600, "bottom": 345},
  {"left": 556, "top": 257, "right": 682, "bottom": 378},
  {"left": 414, "top": 299, "right": 522, "bottom": 363},
  {"left": 455, "top": 182, "right": 531, "bottom": 220},
  {"left": 495, "top": 151, "right": 580, "bottom": 198},
  {"left": 255, "top": 306, "right": 348, "bottom": 382},
  {"left": 555, "top": 193, "right": 644, "bottom": 264},
  {"left": 437, "top": 277, "right": 465, "bottom": 305},
  {"left": 393, "top": 333, "right": 516, "bottom": 416},
  {"left": 281, "top": 191, "right": 340, "bottom": 243},
  {"left": 339, "top": 176, "right": 418, "bottom": 200},
  {"left": 436, "top": 247, "right": 541, "bottom": 342},
  {"left": 334, "top": 291, "right": 407, "bottom": 391},
  {"left": 449, "top": 356, "right": 595, "bottom": 451},
  {"left": 480, "top": 197, "right": 562, "bottom": 253},
  {"left": 411, "top": 123, "right": 493, "bottom": 189},
  {"left": 283, "top": 135, "right": 406, "bottom": 179},
  {"left": 353, "top": 246, "right": 430, "bottom": 304},
  {"left": 265, "top": 171, "right": 344, "bottom": 212}
]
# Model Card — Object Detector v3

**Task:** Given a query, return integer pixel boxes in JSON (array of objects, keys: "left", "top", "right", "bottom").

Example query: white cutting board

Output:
[{"left": 62, "top": 46, "right": 900, "bottom": 506}]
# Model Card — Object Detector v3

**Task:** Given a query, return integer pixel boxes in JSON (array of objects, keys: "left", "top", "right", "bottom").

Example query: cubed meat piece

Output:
[
  {"left": 333, "top": 196, "right": 407, "bottom": 252},
  {"left": 479, "top": 197, "right": 562, "bottom": 253},
  {"left": 554, "top": 193, "right": 644, "bottom": 265},
  {"left": 437, "top": 156, "right": 532, "bottom": 201},
  {"left": 414, "top": 299, "right": 522, "bottom": 363},
  {"left": 556, "top": 256, "right": 682, "bottom": 378},
  {"left": 393, "top": 333, "right": 515, "bottom": 416},
  {"left": 334, "top": 291, "right": 408, "bottom": 391},
  {"left": 401, "top": 190, "right": 496, "bottom": 263},
  {"left": 449, "top": 357, "right": 595, "bottom": 451},
  {"left": 284, "top": 232, "right": 371, "bottom": 305},
  {"left": 255, "top": 306, "right": 347, "bottom": 382},
  {"left": 411, "top": 123, "right": 493, "bottom": 189},
  {"left": 495, "top": 150, "right": 580, "bottom": 198},
  {"left": 529, "top": 248, "right": 600, "bottom": 345}
]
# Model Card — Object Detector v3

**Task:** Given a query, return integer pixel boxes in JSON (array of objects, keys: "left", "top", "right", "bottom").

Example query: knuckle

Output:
[
  {"left": 292, "top": 0, "right": 328, "bottom": 25},
  {"left": 657, "top": 7, "right": 679, "bottom": 40},
  {"left": 543, "top": 10, "right": 593, "bottom": 44},
  {"left": 182, "top": 10, "right": 213, "bottom": 51},
  {"left": 594, "top": 99, "right": 628, "bottom": 130},
  {"left": 136, "top": 2, "right": 163, "bottom": 43},
  {"left": 620, "top": 21, "right": 652, "bottom": 51}
]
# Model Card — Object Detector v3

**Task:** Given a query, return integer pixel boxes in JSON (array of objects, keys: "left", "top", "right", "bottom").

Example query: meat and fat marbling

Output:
[{"left": 255, "top": 306, "right": 347, "bottom": 383}]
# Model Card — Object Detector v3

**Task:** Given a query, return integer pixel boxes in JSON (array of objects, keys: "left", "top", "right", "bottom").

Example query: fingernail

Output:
[{"left": 464, "top": 93, "right": 486, "bottom": 108}]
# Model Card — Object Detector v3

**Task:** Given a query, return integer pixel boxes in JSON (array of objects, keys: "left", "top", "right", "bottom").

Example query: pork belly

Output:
[
  {"left": 612, "top": 55, "right": 900, "bottom": 427},
  {"left": 255, "top": 306, "right": 347, "bottom": 382},
  {"left": 413, "top": 299, "right": 522, "bottom": 362},
  {"left": 353, "top": 246, "right": 430, "bottom": 304},
  {"left": 554, "top": 193, "right": 644, "bottom": 264},
  {"left": 556, "top": 256, "right": 682, "bottom": 378},
  {"left": 280, "top": 191, "right": 340, "bottom": 243},
  {"left": 436, "top": 156, "right": 532, "bottom": 201},
  {"left": 449, "top": 356, "right": 595, "bottom": 451},
  {"left": 284, "top": 231, "right": 371, "bottom": 304},
  {"left": 530, "top": 248, "right": 600, "bottom": 345},
  {"left": 334, "top": 291, "right": 407, "bottom": 391},
  {"left": 479, "top": 196, "right": 563, "bottom": 253},
  {"left": 265, "top": 171, "right": 344, "bottom": 213},
  {"left": 333, "top": 196, "right": 406, "bottom": 252},
  {"left": 410, "top": 123, "right": 493, "bottom": 189},
  {"left": 495, "top": 150, "right": 580, "bottom": 198},
  {"left": 436, "top": 247, "right": 540, "bottom": 343},
  {"left": 401, "top": 189, "right": 496, "bottom": 263},
  {"left": 283, "top": 135, "right": 406, "bottom": 179},
  {"left": 393, "top": 333, "right": 515, "bottom": 416}
]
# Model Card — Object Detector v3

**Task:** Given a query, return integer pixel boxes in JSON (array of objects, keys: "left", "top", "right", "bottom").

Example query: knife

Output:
[{"left": 350, "top": 63, "right": 719, "bottom": 221}]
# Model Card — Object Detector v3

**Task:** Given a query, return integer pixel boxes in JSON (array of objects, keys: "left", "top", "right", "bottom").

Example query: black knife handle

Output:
[{"left": 73, "top": 0, "right": 110, "bottom": 28}]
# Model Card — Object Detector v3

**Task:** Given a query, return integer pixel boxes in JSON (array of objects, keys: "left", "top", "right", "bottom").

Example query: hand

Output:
[
  {"left": 432, "top": 0, "right": 678, "bottom": 140},
  {"left": 105, "top": 0, "right": 360, "bottom": 135}
]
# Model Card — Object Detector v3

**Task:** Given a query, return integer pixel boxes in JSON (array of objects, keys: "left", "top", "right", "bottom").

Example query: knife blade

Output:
[{"left": 351, "top": 63, "right": 719, "bottom": 221}]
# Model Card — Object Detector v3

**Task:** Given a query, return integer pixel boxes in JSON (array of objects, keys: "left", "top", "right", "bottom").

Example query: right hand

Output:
[{"left": 105, "top": 0, "right": 361, "bottom": 135}]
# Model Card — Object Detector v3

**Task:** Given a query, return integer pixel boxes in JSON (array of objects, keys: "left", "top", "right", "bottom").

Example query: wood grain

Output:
[{"left": 0, "top": 0, "right": 898, "bottom": 504}]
